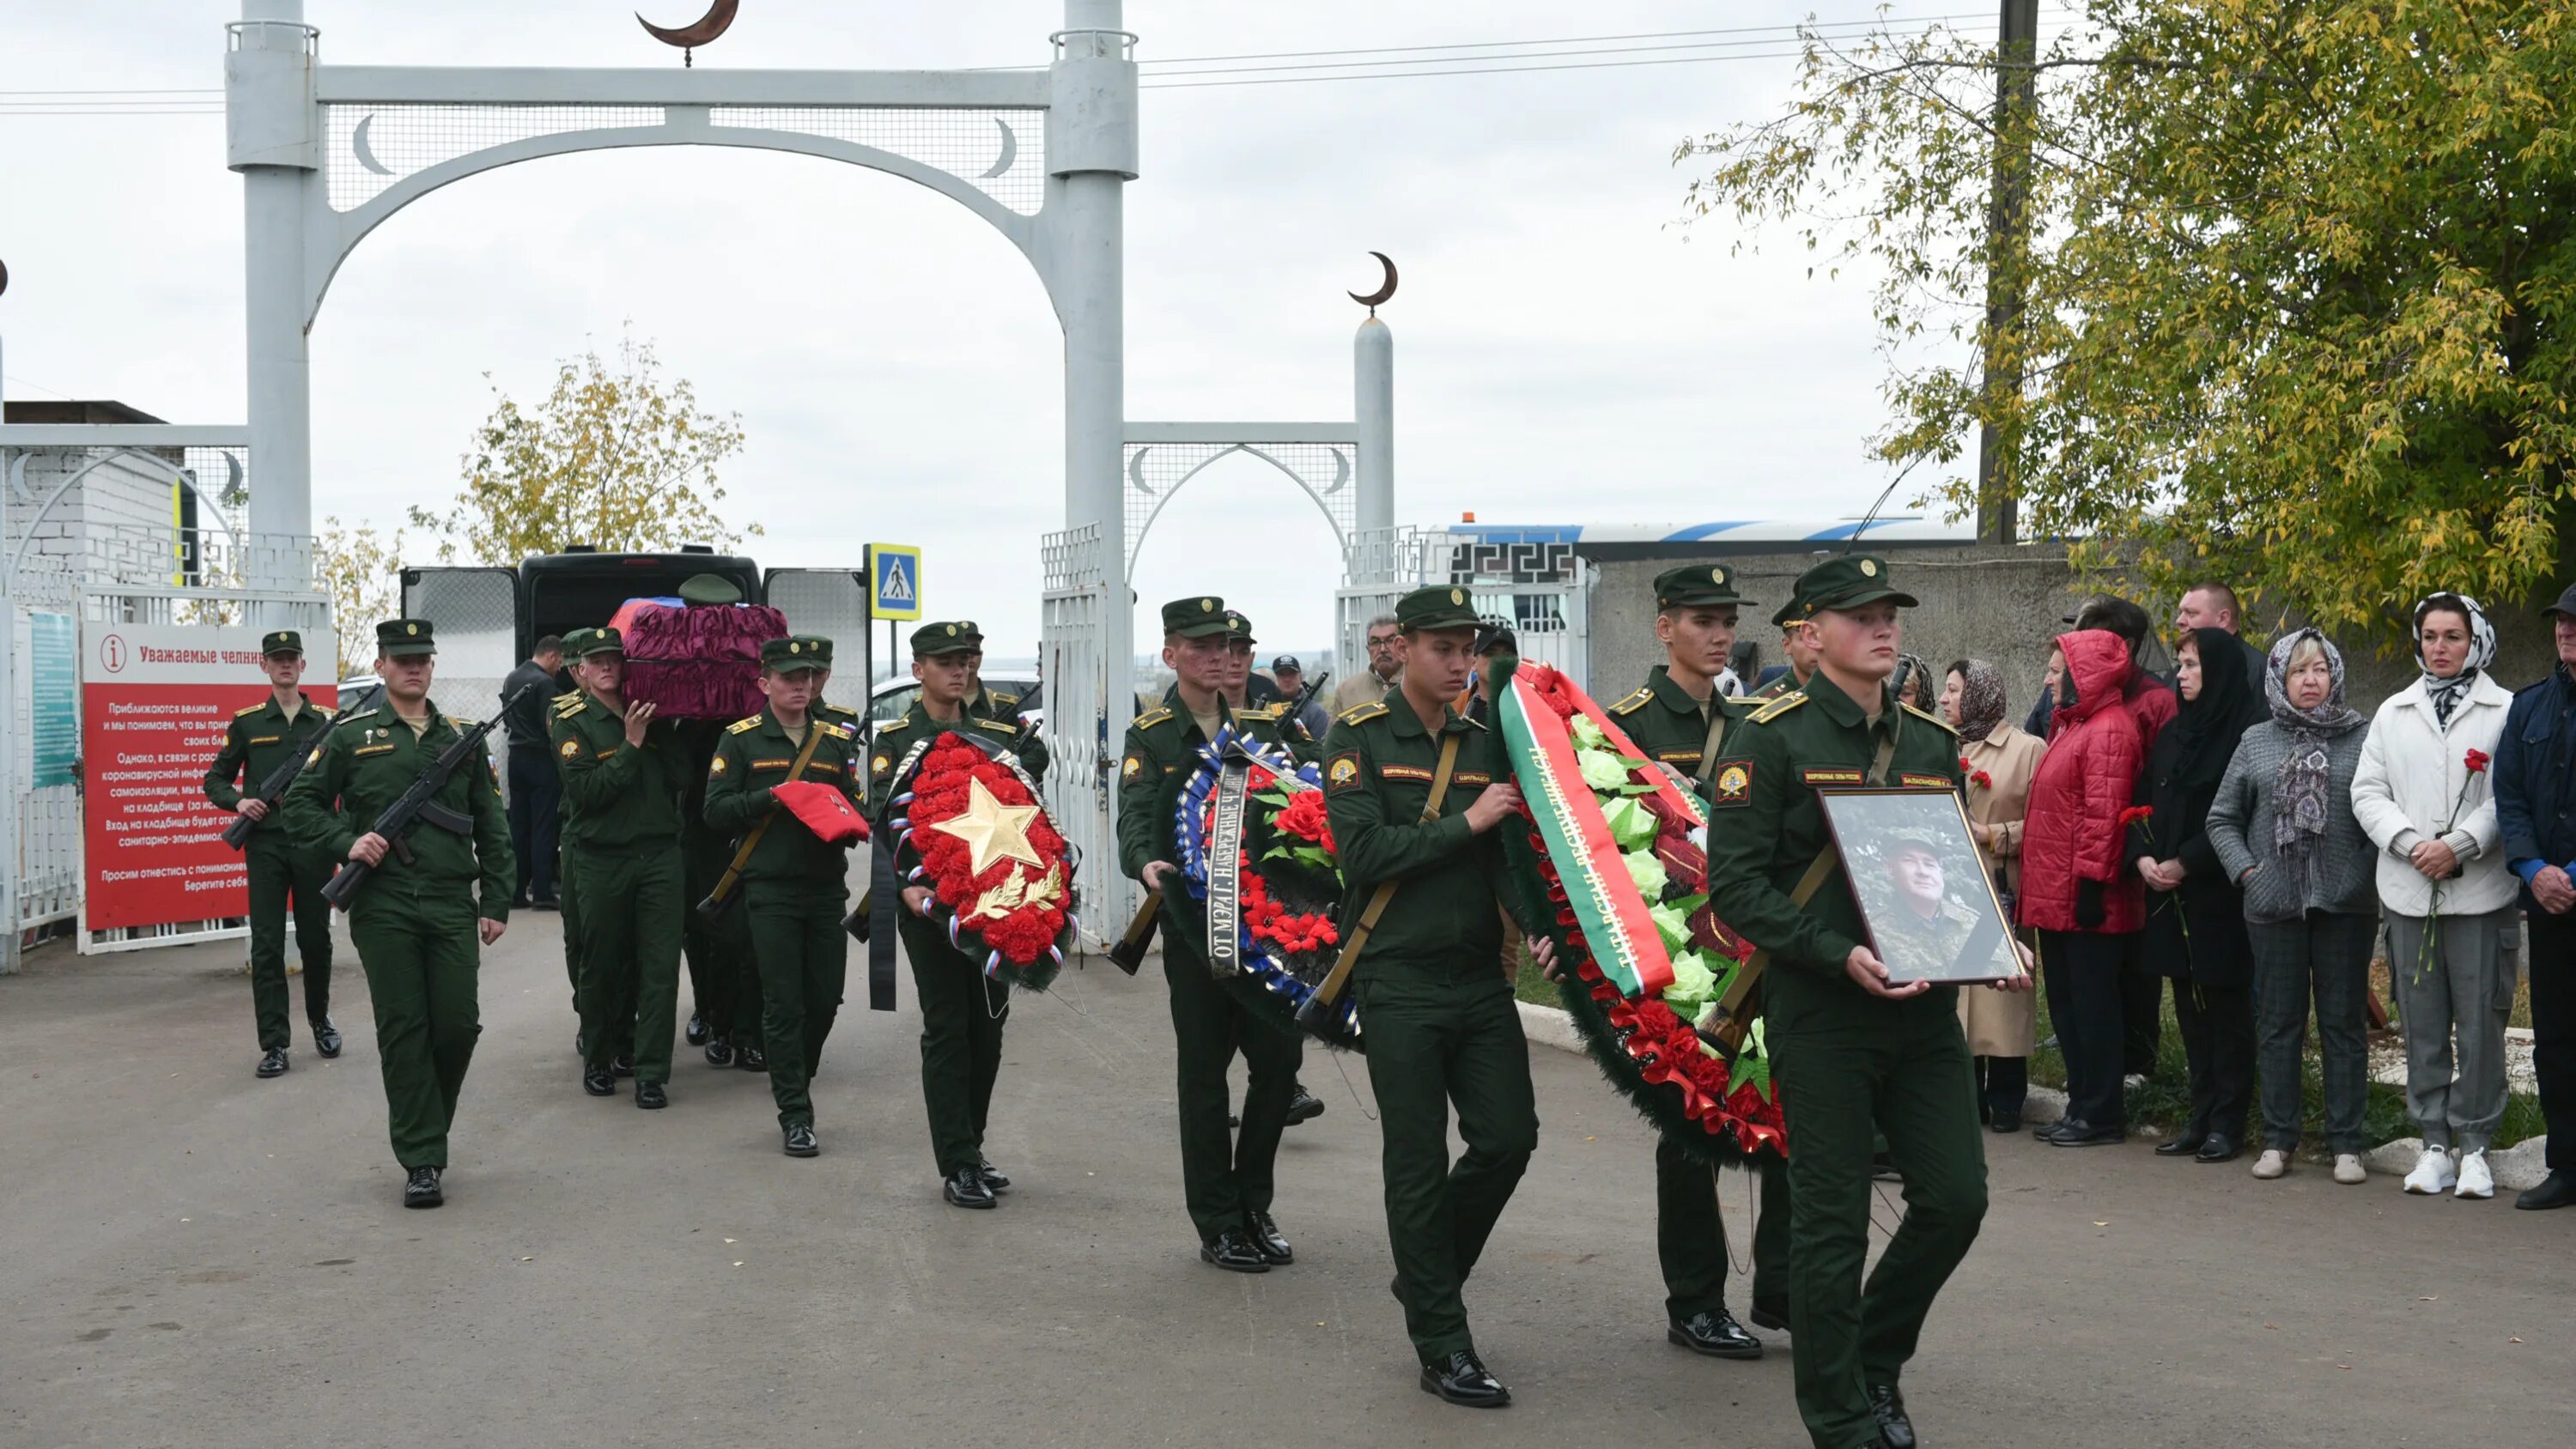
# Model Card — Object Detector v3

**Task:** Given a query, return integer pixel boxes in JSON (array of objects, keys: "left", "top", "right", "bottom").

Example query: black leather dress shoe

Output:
[
  {"left": 737, "top": 1045, "right": 769, "bottom": 1073},
  {"left": 403, "top": 1166, "right": 443, "bottom": 1209},
  {"left": 1868, "top": 1382, "right": 1916, "bottom": 1448},
  {"left": 2155, "top": 1132, "right": 2207, "bottom": 1157},
  {"left": 530, "top": 896, "right": 560, "bottom": 911},
  {"left": 1200, "top": 1228, "right": 1269, "bottom": 1273},
  {"left": 704, "top": 1040, "right": 734, "bottom": 1067},
  {"left": 975, "top": 1160, "right": 1011, "bottom": 1192},
  {"left": 684, "top": 1014, "right": 711, "bottom": 1046},
  {"left": 2049, "top": 1120, "right": 2127, "bottom": 1147},
  {"left": 582, "top": 1064, "right": 616, "bottom": 1096},
  {"left": 2515, "top": 1170, "right": 2576, "bottom": 1210},
  {"left": 2196, "top": 1133, "right": 2240, "bottom": 1163},
  {"left": 945, "top": 1167, "right": 997, "bottom": 1209},
  {"left": 2034, "top": 1117, "right": 2086, "bottom": 1143},
  {"left": 256, "top": 1047, "right": 289, "bottom": 1079},
  {"left": 311, "top": 1017, "right": 342, "bottom": 1058},
  {"left": 1668, "top": 1307, "right": 1763, "bottom": 1360},
  {"left": 1988, "top": 1107, "right": 2022, "bottom": 1134},
  {"left": 1748, "top": 1298, "right": 1791, "bottom": 1333},
  {"left": 782, "top": 1123, "right": 819, "bottom": 1157},
  {"left": 635, "top": 1081, "right": 667, "bottom": 1110},
  {"left": 1419, "top": 1350, "right": 1510, "bottom": 1408},
  {"left": 1243, "top": 1210, "right": 1293, "bottom": 1264},
  {"left": 1285, "top": 1082, "right": 1326, "bottom": 1125},
  {"left": 611, "top": 1054, "right": 635, "bottom": 1078},
  {"left": 1871, "top": 1152, "right": 1903, "bottom": 1182}
]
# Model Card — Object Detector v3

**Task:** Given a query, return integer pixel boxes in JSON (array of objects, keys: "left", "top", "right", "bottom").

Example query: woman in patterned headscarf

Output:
[
  {"left": 1941, "top": 659, "right": 2047, "bottom": 1129},
  {"left": 2204, "top": 629, "right": 2377, "bottom": 1185},
  {"left": 2352, "top": 594, "right": 2516, "bottom": 1199}
]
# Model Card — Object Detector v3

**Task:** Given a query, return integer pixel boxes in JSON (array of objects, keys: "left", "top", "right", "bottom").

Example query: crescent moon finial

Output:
[
  {"left": 1348, "top": 252, "right": 1397, "bottom": 314},
  {"left": 638, "top": 0, "right": 739, "bottom": 65}
]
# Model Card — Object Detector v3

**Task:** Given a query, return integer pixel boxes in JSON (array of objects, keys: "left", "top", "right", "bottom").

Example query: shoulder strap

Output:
[
  {"left": 1309, "top": 731, "right": 1463, "bottom": 1009},
  {"left": 1695, "top": 706, "right": 1729, "bottom": 783},
  {"left": 702, "top": 723, "right": 831, "bottom": 910}
]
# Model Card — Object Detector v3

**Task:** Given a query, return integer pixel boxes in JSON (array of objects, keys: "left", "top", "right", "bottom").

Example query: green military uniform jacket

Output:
[
  {"left": 281, "top": 700, "right": 514, "bottom": 912},
  {"left": 204, "top": 690, "right": 338, "bottom": 836},
  {"left": 702, "top": 706, "right": 865, "bottom": 883},
  {"left": 1700, "top": 671, "right": 1964, "bottom": 1033},
  {"left": 1607, "top": 665, "right": 1748, "bottom": 791},
  {"left": 966, "top": 686, "right": 1049, "bottom": 784},
  {"left": 1316, "top": 689, "right": 1514, "bottom": 973},
  {"left": 867, "top": 703, "right": 1044, "bottom": 820},
  {"left": 1874, "top": 897, "right": 1980, "bottom": 979},
  {"left": 548, "top": 692, "right": 686, "bottom": 851},
  {"left": 1745, "top": 670, "right": 1804, "bottom": 704},
  {"left": 1115, "top": 688, "right": 1301, "bottom": 957}
]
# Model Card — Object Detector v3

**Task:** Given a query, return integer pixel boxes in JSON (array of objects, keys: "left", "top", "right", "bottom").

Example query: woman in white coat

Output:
[{"left": 2350, "top": 593, "right": 2518, "bottom": 1199}]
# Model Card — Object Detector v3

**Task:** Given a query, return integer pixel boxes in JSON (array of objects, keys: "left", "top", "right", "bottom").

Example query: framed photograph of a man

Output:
[{"left": 1818, "top": 787, "right": 2026, "bottom": 985}]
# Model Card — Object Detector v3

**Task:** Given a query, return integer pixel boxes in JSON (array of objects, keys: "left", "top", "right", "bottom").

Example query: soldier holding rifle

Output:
[
  {"left": 204, "top": 628, "right": 343, "bottom": 1079},
  {"left": 283, "top": 620, "right": 513, "bottom": 1210}
]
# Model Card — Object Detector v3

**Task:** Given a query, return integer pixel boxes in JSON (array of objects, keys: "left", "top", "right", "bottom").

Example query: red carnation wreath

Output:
[{"left": 889, "top": 734, "right": 1077, "bottom": 990}]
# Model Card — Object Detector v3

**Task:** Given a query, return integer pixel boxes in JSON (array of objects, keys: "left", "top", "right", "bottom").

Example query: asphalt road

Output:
[{"left": 3, "top": 916, "right": 2566, "bottom": 1448}]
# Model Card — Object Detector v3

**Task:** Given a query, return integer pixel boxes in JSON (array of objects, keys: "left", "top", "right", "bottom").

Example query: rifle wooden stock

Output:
[{"left": 1107, "top": 893, "right": 1158, "bottom": 975}]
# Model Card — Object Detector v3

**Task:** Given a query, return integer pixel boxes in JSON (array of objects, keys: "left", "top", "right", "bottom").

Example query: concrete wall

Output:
[{"left": 1588, "top": 545, "right": 2566, "bottom": 719}]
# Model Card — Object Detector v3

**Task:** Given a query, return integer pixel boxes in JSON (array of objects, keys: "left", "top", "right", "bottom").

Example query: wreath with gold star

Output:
[{"left": 883, "top": 732, "right": 1078, "bottom": 991}]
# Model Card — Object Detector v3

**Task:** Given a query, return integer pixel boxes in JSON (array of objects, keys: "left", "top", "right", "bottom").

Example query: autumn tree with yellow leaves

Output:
[{"left": 1680, "top": 0, "right": 2573, "bottom": 640}]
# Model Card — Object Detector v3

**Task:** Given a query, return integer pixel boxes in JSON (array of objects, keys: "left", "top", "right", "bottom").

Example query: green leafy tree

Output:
[
  {"left": 1679, "top": 1, "right": 2575, "bottom": 639},
  {"left": 315, "top": 515, "right": 408, "bottom": 676},
  {"left": 409, "top": 330, "right": 761, "bottom": 564}
]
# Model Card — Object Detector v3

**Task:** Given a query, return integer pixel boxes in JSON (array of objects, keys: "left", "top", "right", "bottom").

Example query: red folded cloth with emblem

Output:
[
  {"left": 618, "top": 600, "right": 788, "bottom": 722},
  {"left": 771, "top": 780, "right": 868, "bottom": 845}
]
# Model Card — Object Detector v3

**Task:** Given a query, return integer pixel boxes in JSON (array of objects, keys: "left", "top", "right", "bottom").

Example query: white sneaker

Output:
[
  {"left": 2252, "top": 1149, "right": 2289, "bottom": 1179},
  {"left": 2456, "top": 1149, "right": 2495, "bottom": 1200},
  {"left": 2333, "top": 1154, "right": 2367, "bottom": 1185},
  {"left": 2403, "top": 1145, "right": 2457, "bottom": 1195}
]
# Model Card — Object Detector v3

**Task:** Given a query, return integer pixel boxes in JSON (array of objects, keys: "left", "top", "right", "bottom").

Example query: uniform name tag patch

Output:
[
  {"left": 354, "top": 743, "right": 396, "bottom": 759},
  {"left": 1453, "top": 771, "right": 1492, "bottom": 787},
  {"left": 1379, "top": 762, "right": 1434, "bottom": 784},
  {"left": 1655, "top": 749, "right": 1703, "bottom": 765},
  {"left": 1898, "top": 773, "right": 1953, "bottom": 790},
  {"left": 750, "top": 759, "right": 790, "bottom": 772},
  {"left": 1800, "top": 767, "right": 1864, "bottom": 786},
  {"left": 1712, "top": 761, "right": 1753, "bottom": 805}
]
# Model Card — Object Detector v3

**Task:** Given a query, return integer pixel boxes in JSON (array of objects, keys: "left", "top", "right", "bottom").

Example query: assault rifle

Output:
[
  {"left": 319, "top": 682, "right": 539, "bottom": 910},
  {"left": 220, "top": 685, "right": 382, "bottom": 851}
]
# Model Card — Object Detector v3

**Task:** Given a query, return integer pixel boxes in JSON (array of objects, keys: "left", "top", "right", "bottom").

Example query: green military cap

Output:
[
  {"left": 762, "top": 634, "right": 832, "bottom": 670},
  {"left": 1160, "top": 596, "right": 1236, "bottom": 640},
  {"left": 1395, "top": 585, "right": 1480, "bottom": 634},
  {"left": 910, "top": 620, "right": 985, "bottom": 658},
  {"left": 1789, "top": 554, "right": 1919, "bottom": 618},
  {"left": 1881, "top": 822, "right": 1948, "bottom": 852},
  {"left": 260, "top": 629, "right": 303, "bottom": 658},
  {"left": 563, "top": 627, "right": 625, "bottom": 659},
  {"left": 1222, "top": 609, "right": 1254, "bottom": 643},
  {"left": 375, "top": 618, "right": 435, "bottom": 658},
  {"left": 677, "top": 573, "right": 742, "bottom": 605},
  {"left": 1655, "top": 563, "right": 1754, "bottom": 610}
]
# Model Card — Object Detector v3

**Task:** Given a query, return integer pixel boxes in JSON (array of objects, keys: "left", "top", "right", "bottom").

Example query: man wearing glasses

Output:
[{"left": 1334, "top": 614, "right": 1405, "bottom": 715}]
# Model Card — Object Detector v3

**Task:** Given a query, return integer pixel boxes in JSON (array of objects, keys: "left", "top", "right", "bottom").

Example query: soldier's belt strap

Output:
[
  {"left": 707, "top": 723, "right": 829, "bottom": 908},
  {"left": 1713, "top": 731, "right": 1900, "bottom": 1042},
  {"left": 1309, "top": 730, "right": 1463, "bottom": 1009},
  {"left": 1695, "top": 708, "right": 1728, "bottom": 784}
]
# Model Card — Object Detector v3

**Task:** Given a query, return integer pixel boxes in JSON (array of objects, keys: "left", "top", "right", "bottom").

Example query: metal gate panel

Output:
[
  {"left": 1040, "top": 524, "right": 1121, "bottom": 949},
  {"left": 399, "top": 566, "right": 519, "bottom": 726},
  {"left": 1338, "top": 526, "right": 1589, "bottom": 694},
  {"left": 762, "top": 567, "right": 873, "bottom": 715}
]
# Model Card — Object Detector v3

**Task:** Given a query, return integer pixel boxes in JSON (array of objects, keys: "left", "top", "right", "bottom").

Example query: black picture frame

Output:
[{"left": 1817, "top": 786, "right": 2026, "bottom": 985}]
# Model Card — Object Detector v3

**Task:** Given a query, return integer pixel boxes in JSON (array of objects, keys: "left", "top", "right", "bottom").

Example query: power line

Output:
[{"left": 1132, "top": 10, "right": 2018, "bottom": 66}]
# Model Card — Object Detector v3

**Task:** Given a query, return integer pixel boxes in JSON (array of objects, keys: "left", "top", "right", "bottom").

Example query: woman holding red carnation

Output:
[
  {"left": 1941, "top": 658, "right": 2046, "bottom": 1131},
  {"left": 2352, "top": 593, "right": 2516, "bottom": 1198}
]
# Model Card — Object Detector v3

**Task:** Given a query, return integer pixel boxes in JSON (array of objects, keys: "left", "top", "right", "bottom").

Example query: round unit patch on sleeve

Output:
[{"left": 559, "top": 737, "right": 581, "bottom": 760}]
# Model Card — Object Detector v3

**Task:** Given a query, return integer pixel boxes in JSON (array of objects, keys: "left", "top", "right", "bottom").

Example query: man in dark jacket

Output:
[
  {"left": 2494, "top": 584, "right": 2576, "bottom": 1211},
  {"left": 2172, "top": 583, "right": 2271, "bottom": 692},
  {"left": 502, "top": 636, "right": 566, "bottom": 909}
]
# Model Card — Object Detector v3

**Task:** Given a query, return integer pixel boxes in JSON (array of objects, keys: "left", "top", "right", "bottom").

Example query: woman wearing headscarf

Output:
[
  {"left": 2351, "top": 594, "right": 2516, "bottom": 1199},
  {"left": 1944, "top": 659, "right": 2048, "bottom": 1129},
  {"left": 2205, "top": 629, "right": 2378, "bottom": 1183},
  {"left": 2129, "top": 627, "right": 2269, "bottom": 1163},
  {"left": 1894, "top": 652, "right": 1935, "bottom": 712}
]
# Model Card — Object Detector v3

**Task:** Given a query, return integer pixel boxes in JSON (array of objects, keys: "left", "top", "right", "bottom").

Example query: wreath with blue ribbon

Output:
[{"left": 1174, "top": 729, "right": 1359, "bottom": 1049}]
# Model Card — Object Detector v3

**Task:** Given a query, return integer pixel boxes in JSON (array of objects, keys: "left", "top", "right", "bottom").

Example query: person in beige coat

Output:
[{"left": 1942, "top": 658, "right": 2047, "bottom": 1130}]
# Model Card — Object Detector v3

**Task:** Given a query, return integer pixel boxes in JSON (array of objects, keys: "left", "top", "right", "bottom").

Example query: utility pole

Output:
[{"left": 1975, "top": 0, "right": 2040, "bottom": 545}]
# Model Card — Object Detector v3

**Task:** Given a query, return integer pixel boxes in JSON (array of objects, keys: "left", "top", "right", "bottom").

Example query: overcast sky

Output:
[{"left": 3, "top": 2, "right": 1987, "bottom": 664}]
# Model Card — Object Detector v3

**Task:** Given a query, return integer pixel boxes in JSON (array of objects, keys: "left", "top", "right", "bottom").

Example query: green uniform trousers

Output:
[
  {"left": 746, "top": 880, "right": 847, "bottom": 1127},
  {"left": 1773, "top": 1005, "right": 1987, "bottom": 1449},
  {"left": 350, "top": 883, "right": 482, "bottom": 1170},
  {"left": 1355, "top": 967, "right": 1537, "bottom": 1365},
  {"left": 1657, "top": 1139, "right": 1794, "bottom": 1322},
  {"left": 1165, "top": 933, "right": 1303, "bottom": 1242},
  {"left": 902, "top": 913, "right": 1009, "bottom": 1176},
  {"left": 571, "top": 844, "right": 684, "bottom": 1083},
  {"left": 683, "top": 838, "right": 762, "bottom": 1047},
  {"left": 246, "top": 833, "right": 334, "bottom": 1051},
  {"left": 560, "top": 846, "right": 585, "bottom": 1000}
]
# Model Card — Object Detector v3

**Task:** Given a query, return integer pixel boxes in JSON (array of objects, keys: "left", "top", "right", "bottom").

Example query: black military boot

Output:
[{"left": 403, "top": 1167, "right": 443, "bottom": 1209}]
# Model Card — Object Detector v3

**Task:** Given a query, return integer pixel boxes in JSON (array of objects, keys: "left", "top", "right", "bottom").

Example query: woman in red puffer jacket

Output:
[{"left": 2019, "top": 628, "right": 2147, "bottom": 1147}]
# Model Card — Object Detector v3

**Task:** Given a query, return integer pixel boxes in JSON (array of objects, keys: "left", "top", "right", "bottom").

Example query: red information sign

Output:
[{"left": 81, "top": 623, "right": 337, "bottom": 932}]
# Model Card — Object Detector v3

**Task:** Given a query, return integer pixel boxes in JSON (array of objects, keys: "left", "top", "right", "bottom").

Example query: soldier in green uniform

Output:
[
  {"left": 703, "top": 636, "right": 866, "bottom": 1158},
  {"left": 665, "top": 573, "right": 759, "bottom": 1060},
  {"left": 1701, "top": 556, "right": 2032, "bottom": 1449},
  {"left": 1320, "top": 585, "right": 1555, "bottom": 1409},
  {"left": 550, "top": 627, "right": 688, "bottom": 1108},
  {"left": 1594, "top": 566, "right": 1793, "bottom": 1355},
  {"left": 965, "top": 658, "right": 1048, "bottom": 785},
  {"left": 1747, "top": 597, "right": 1822, "bottom": 703},
  {"left": 204, "top": 629, "right": 343, "bottom": 1077},
  {"left": 868, "top": 620, "right": 1046, "bottom": 1208},
  {"left": 1117, "top": 597, "right": 1308, "bottom": 1272},
  {"left": 283, "top": 619, "right": 513, "bottom": 1210},
  {"left": 1870, "top": 831, "right": 1980, "bottom": 980}
]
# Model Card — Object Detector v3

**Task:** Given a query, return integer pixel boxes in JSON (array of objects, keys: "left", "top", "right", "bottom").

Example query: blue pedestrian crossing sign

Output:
[{"left": 867, "top": 543, "right": 922, "bottom": 621}]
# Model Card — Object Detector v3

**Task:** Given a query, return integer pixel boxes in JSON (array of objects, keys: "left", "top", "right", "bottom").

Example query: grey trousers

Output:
[
  {"left": 2384, "top": 907, "right": 2519, "bottom": 1153},
  {"left": 2249, "top": 911, "right": 2378, "bottom": 1155}
]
